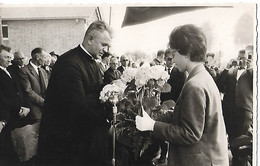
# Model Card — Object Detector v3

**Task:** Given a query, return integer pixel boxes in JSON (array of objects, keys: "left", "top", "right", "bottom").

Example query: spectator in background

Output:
[
  {"left": 98, "top": 51, "right": 111, "bottom": 78},
  {"left": 49, "top": 51, "right": 59, "bottom": 68},
  {"left": 161, "top": 48, "right": 186, "bottom": 103},
  {"left": 231, "top": 46, "right": 254, "bottom": 166},
  {"left": 152, "top": 50, "right": 165, "bottom": 66},
  {"left": 231, "top": 59, "right": 238, "bottom": 69},
  {"left": 8, "top": 51, "right": 26, "bottom": 79},
  {"left": 136, "top": 24, "right": 229, "bottom": 166},
  {"left": 117, "top": 54, "right": 129, "bottom": 74},
  {"left": 216, "top": 49, "right": 248, "bottom": 166},
  {"left": 19, "top": 47, "right": 49, "bottom": 135},
  {"left": 0, "top": 45, "right": 30, "bottom": 166},
  {"left": 42, "top": 53, "right": 52, "bottom": 79},
  {"left": 104, "top": 56, "right": 121, "bottom": 85},
  {"left": 204, "top": 53, "right": 220, "bottom": 81}
]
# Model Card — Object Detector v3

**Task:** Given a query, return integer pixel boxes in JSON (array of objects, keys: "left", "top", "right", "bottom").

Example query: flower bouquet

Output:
[{"left": 100, "top": 63, "right": 173, "bottom": 161}]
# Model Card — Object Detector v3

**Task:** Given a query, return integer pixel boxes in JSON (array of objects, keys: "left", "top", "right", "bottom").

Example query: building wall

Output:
[{"left": 3, "top": 18, "right": 87, "bottom": 59}]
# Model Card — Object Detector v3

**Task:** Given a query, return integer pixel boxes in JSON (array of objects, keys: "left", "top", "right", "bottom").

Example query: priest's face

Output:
[{"left": 88, "top": 30, "right": 111, "bottom": 59}]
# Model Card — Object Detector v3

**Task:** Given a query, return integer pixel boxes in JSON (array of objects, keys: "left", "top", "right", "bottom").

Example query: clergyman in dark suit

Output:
[
  {"left": 37, "top": 20, "right": 113, "bottom": 166},
  {"left": 0, "top": 45, "right": 30, "bottom": 165},
  {"left": 136, "top": 24, "right": 229, "bottom": 166}
]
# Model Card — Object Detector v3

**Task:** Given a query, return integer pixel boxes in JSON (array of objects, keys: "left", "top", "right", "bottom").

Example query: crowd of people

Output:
[{"left": 0, "top": 20, "right": 254, "bottom": 166}]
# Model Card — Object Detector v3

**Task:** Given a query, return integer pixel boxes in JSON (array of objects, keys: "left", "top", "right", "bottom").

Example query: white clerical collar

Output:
[
  {"left": 80, "top": 44, "right": 94, "bottom": 59},
  {"left": 30, "top": 61, "right": 40, "bottom": 75},
  {"left": 0, "top": 66, "right": 12, "bottom": 78}
]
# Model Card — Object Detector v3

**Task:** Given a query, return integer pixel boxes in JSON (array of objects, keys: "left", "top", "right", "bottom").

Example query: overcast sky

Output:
[
  {"left": 102, "top": 4, "right": 256, "bottom": 67},
  {"left": 0, "top": 1, "right": 257, "bottom": 67}
]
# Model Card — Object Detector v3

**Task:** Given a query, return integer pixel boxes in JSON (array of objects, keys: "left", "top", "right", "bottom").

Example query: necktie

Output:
[
  {"left": 38, "top": 68, "right": 46, "bottom": 97},
  {"left": 168, "top": 68, "right": 171, "bottom": 75}
]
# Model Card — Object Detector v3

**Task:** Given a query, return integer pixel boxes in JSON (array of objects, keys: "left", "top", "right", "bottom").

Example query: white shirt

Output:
[
  {"left": 100, "top": 61, "right": 108, "bottom": 70},
  {"left": 80, "top": 44, "right": 94, "bottom": 60},
  {"left": 0, "top": 66, "right": 12, "bottom": 78},
  {"left": 30, "top": 61, "right": 40, "bottom": 75},
  {"left": 237, "top": 68, "right": 245, "bottom": 80},
  {"left": 166, "top": 66, "right": 173, "bottom": 73}
]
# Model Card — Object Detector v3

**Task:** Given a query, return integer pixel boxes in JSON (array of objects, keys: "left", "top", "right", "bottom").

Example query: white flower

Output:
[
  {"left": 135, "top": 67, "right": 150, "bottom": 88},
  {"left": 99, "top": 80, "right": 127, "bottom": 103},
  {"left": 121, "top": 68, "right": 138, "bottom": 84}
]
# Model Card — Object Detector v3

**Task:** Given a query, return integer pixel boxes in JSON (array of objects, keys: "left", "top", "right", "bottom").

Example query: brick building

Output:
[{"left": 0, "top": 6, "right": 102, "bottom": 59}]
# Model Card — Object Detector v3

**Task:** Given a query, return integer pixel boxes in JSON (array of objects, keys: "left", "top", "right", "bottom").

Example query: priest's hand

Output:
[{"left": 135, "top": 109, "right": 155, "bottom": 131}]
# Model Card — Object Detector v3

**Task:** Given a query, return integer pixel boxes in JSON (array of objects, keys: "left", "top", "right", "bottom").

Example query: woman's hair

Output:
[{"left": 169, "top": 24, "right": 207, "bottom": 62}]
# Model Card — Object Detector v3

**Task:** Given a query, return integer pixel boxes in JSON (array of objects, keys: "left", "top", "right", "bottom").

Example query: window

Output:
[{"left": 2, "top": 20, "right": 8, "bottom": 40}]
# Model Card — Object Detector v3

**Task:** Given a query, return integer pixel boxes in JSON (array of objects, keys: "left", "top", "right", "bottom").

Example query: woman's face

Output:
[{"left": 173, "top": 50, "right": 187, "bottom": 72}]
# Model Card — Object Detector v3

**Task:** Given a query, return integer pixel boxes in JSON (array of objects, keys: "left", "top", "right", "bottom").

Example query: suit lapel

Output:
[
  {"left": 175, "top": 64, "right": 204, "bottom": 105},
  {"left": 0, "top": 68, "right": 12, "bottom": 80},
  {"left": 28, "top": 63, "right": 40, "bottom": 82}
]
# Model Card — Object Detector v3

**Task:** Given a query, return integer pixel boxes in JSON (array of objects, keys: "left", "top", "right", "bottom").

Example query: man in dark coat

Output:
[
  {"left": 117, "top": 54, "right": 129, "bottom": 74},
  {"left": 160, "top": 48, "right": 186, "bottom": 103},
  {"left": 7, "top": 51, "right": 26, "bottom": 79},
  {"left": 37, "top": 20, "right": 113, "bottom": 166},
  {"left": 216, "top": 50, "right": 247, "bottom": 143},
  {"left": 0, "top": 45, "right": 30, "bottom": 165},
  {"left": 97, "top": 51, "right": 111, "bottom": 79},
  {"left": 104, "top": 56, "right": 121, "bottom": 85},
  {"left": 19, "top": 48, "right": 49, "bottom": 125}
]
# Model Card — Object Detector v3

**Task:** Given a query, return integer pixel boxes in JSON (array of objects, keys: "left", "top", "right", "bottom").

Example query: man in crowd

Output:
[
  {"left": 49, "top": 51, "right": 59, "bottom": 68},
  {"left": 161, "top": 48, "right": 186, "bottom": 103},
  {"left": 19, "top": 47, "right": 49, "bottom": 126},
  {"left": 98, "top": 51, "right": 111, "bottom": 78},
  {"left": 7, "top": 51, "right": 26, "bottom": 78},
  {"left": 104, "top": 56, "right": 121, "bottom": 85},
  {"left": 0, "top": 45, "right": 30, "bottom": 165},
  {"left": 216, "top": 50, "right": 247, "bottom": 146},
  {"left": 37, "top": 20, "right": 113, "bottom": 166},
  {"left": 204, "top": 53, "right": 219, "bottom": 81},
  {"left": 231, "top": 46, "right": 254, "bottom": 166},
  {"left": 117, "top": 54, "right": 129, "bottom": 74},
  {"left": 136, "top": 24, "right": 229, "bottom": 166},
  {"left": 42, "top": 53, "right": 52, "bottom": 79},
  {"left": 151, "top": 50, "right": 165, "bottom": 66}
]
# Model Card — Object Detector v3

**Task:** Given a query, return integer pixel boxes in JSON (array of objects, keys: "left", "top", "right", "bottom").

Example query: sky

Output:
[
  {"left": 0, "top": 1, "right": 257, "bottom": 67},
  {"left": 100, "top": 4, "right": 256, "bottom": 68}
]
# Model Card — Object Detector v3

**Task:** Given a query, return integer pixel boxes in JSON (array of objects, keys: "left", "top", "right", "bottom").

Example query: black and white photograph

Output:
[{"left": 0, "top": 1, "right": 257, "bottom": 166}]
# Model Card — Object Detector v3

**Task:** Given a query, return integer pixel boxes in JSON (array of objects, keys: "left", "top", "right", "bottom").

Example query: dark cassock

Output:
[{"left": 37, "top": 45, "right": 111, "bottom": 166}]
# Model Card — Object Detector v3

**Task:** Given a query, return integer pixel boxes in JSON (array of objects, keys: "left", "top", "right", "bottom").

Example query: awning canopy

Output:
[{"left": 121, "top": 6, "right": 231, "bottom": 27}]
